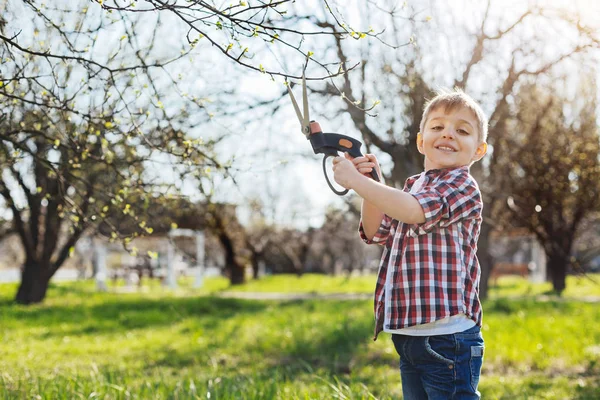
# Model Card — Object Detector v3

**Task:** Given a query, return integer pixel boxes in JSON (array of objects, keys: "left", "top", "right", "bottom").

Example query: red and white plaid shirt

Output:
[{"left": 359, "top": 166, "right": 483, "bottom": 341}]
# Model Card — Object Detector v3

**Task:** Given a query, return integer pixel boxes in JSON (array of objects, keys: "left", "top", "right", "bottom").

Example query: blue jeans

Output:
[{"left": 391, "top": 325, "right": 484, "bottom": 399}]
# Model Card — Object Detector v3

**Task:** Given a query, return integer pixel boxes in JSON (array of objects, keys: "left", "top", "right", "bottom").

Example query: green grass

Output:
[
  {"left": 208, "top": 272, "right": 600, "bottom": 298},
  {"left": 488, "top": 274, "right": 600, "bottom": 299},
  {"left": 0, "top": 274, "right": 599, "bottom": 399},
  {"left": 221, "top": 273, "right": 376, "bottom": 294}
]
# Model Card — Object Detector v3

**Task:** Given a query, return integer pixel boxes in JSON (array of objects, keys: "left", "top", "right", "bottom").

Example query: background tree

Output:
[
  {"left": 244, "top": 198, "right": 277, "bottom": 279},
  {"left": 0, "top": 1, "right": 225, "bottom": 303},
  {"left": 495, "top": 76, "right": 600, "bottom": 293},
  {"left": 310, "top": 204, "right": 379, "bottom": 275},
  {"left": 204, "top": 202, "right": 248, "bottom": 285}
]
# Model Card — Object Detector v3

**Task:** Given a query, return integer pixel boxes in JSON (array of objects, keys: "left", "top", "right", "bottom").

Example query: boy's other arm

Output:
[{"left": 333, "top": 156, "right": 425, "bottom": 224}]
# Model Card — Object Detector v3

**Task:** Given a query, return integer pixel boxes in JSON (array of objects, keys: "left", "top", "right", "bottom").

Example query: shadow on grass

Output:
[
  {"left": 574, "top": 382, "right": 600, "bottom": 400},
  {"left": 280, "top": 300, "right": 374, "bottom": 374},
  {"left": 144, "top": 298, "right": 375, "bottom": 379},
  {"left": 0, "top": 298, "right": 14, "bottom": 308},
  {"left": 0, "top": 294, "right": 270, "bottom": 337}
]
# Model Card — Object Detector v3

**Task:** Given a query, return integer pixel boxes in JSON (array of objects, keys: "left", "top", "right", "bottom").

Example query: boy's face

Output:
[{"left": 417, "top": 106, "right": 487, "bottom": 171}]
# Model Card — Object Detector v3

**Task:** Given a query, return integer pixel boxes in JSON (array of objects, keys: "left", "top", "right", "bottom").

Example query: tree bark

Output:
[
  {"left": 250, "top": 251, "right": 261, "bottom": 280},
  {"left": 15, "top": 260, "right": 51, "bottom": 304},
  {"left": 547, "top": 252, "right": 568, "bottom": 294},
  {"left": 219, "top": 232, "right": 245, "bottom": 285},
  {"left": 228, "top": 260, "right": 245, "bottom": 285}
]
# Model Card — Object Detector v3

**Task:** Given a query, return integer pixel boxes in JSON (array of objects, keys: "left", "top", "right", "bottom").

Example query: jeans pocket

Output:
[
  {"left": 425, "top": 336, "right": 455, "bottom": 366},
  {"left": 470, "top": 345, "right": 484, "bottom": 391}
]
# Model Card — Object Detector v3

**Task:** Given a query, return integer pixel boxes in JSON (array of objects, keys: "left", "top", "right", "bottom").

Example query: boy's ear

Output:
[
  {"left": 472, "top": 142, "right": 488, "bottom": 162},
  {"left": 416, "top": 132, "right": 424, "bottom": 154}
]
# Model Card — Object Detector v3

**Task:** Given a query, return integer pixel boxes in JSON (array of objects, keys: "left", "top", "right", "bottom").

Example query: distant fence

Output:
[{"left": 490, "top": 262, "right": 531, "bottom": 286}]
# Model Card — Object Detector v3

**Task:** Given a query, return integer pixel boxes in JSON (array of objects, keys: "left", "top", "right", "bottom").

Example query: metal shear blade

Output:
[{"left": 287, "top": 74, "right": 311, "bottom": 137}]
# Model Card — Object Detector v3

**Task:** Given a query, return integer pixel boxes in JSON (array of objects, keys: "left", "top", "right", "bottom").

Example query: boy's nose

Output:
[{"left": 442, "top": 129, "right": 455, "bottom": 139}]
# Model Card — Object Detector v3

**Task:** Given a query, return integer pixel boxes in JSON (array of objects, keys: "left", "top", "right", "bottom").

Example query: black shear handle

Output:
[
  {"left": 322, "top": 155, "right": 350, "bottom": 196},
  {"left": 314, "top": 131, "right": 379, "bottom": 168},
  {"left": 314, "top": 133, "right": 381, "bottom": 196}
]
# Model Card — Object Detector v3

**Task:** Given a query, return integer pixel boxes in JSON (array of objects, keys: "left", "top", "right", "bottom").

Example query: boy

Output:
[{"left": 332, "top": 89, "right": 488, "bottom": 399}]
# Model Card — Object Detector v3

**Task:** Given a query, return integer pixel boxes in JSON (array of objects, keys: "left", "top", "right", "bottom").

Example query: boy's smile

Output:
[{"left": 417, "top": 106, "right": 487, "bottom": 171}]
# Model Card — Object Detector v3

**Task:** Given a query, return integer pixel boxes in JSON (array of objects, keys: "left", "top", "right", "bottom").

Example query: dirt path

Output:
[
  {"left": 216, "top": 291, "right": 600, "bottom": 302},
  {"left": 216, "top": 291, "right": 372, "bottom": 300}
]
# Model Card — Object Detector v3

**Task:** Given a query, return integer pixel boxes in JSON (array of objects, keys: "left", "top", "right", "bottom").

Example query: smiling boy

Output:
[{"left": 332, "top": 89, "right": 488, "bottom": 399}]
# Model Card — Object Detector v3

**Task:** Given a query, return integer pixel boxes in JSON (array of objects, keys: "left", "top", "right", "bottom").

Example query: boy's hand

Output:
[
  {"left": 352, "top": 153, "right": 383, "bottom": 182},
  {"left": 333, "top": 152, "right": 382, "bottom": 189},
  {"left": 332, "top": 153, "right": 362, "bottom": 189}
]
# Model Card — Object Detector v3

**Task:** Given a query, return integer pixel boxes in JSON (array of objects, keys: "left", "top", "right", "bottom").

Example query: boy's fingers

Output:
[
  {"left": 352, "top": 156, "right": 368, "bottom": 165},
  {"left": 365, "top": 154, "right": 378, "bottom": 164},
  {"left": 356, "top": 161, "right": 374, "bottom": 168}
]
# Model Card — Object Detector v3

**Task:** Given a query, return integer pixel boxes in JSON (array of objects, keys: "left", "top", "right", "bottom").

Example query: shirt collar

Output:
[
  {"left": 406, "top": 165, "right": 470, "bottom": 187},
  {"left": 424, "top": 165, "right": 470, "bottom": 176}
]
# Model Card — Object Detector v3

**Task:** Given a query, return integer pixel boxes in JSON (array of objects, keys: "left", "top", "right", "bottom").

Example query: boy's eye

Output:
[
  {"left": 431, "top": 125, "right": 443, "bottom": 130},
  {"left": 458, "top": 129, "right": 469, "bottom": 134}
]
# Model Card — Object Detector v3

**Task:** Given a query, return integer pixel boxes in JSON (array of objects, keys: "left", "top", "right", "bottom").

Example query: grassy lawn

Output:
[{"left": 0, "top": 274, "right": 599, "bottom": 399}]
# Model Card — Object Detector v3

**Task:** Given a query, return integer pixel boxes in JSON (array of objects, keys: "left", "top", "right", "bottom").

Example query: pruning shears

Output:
[{"left": 287, "top": 74, "right": 380, "bottom": 196}]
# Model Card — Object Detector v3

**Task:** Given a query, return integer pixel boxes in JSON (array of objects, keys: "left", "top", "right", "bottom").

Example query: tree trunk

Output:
[
  {"left": 219, "top": 232, "right": 245, "bottom": 285},
  {"left": 228, "top": 259, "right": 245, "bottom": 285},
  {"left": 547, "top": 253, "right": 568, "bottom": 295},
  {"left": 15, "top": 260, "right": 51, "bottom": 304},
  {"left": 250, "top": 251, "right": 260, "bottom": 280},
  {"left": 295, "top": 242, "right": 311, "bottom": 277}
]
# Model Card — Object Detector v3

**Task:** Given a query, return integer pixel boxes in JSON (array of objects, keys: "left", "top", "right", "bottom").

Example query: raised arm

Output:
[{"left": 333, "top": 154, "right": 426, "bottom": 225}]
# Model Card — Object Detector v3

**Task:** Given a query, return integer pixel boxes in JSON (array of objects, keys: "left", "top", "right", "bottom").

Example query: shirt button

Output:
[{"left": 448, "top": 365, "right": 454, "bottom": 370}]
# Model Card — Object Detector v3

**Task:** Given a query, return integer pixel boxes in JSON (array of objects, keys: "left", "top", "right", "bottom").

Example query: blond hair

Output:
[{"left": 420, "top": 88, "right": 488, "bottom": 142}]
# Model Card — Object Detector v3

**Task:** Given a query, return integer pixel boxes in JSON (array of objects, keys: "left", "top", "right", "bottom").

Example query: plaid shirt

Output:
[{"left": 359, "top": 166, "right": 483, "bottom": 341}]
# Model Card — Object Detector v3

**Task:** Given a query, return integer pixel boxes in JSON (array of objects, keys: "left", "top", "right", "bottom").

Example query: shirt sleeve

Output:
[
  {"left": 410, "top": 171, "right": 482, "bottom": 234},
  {"left": 359, "top": 214, "right": 394, "bottom": 245}
]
